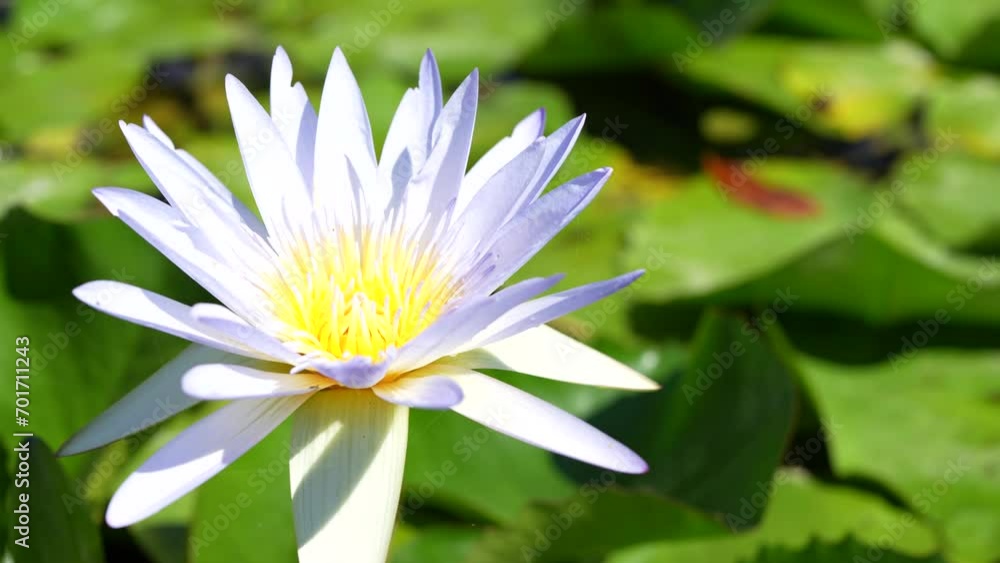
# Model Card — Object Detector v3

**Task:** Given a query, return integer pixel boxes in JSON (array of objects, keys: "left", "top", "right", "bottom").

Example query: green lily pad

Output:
[
  {"left": 262, "top": 0, "right": 562, "bottom": 83},
  {"left": 0, "top": 212, "right": 195, "bottom": 480},
  {"left": 766, "top": 0, "right": 887, "bottom": 41},
  {"left": 926, "top": 75, "right": 1000, "bottom": 160},
  {"left": 190, "top": 420, "right": 298, "bottom": 563},
  {"left": 895, "top": 149, "right": 1000, "bottom": 249},
  {"left": 0, "top": 157, "right": 152, "bottom": 223},
  {"left": 607, "top": 469, "right": 938, "bottom": 563},
  {"left": 3, "top": 438, "right": 104, "bottom": 562},
  {"left": 624, "top": 159, "right": 874, "bottom": 303},
  {"left": 389, "top": 525, "right": 480, "bottom": 563},
  {"left": 586, "top": 310, "right": 797, "bottom": 529},
  {"left": 8, "top": 0, "right": 251, "bottom": 58},
  {"left": 796, "top": 351, "right": 1000, "bottom": 563},
  {"left": 522, "top": 4, "right": 695, "bottom": 74},
  {"left": 741, "top": 537, "right": 947, "bottom": 563},
  {"left": 714, "top": 208, "right": 1000, "bottom": 324},
  {"left": 468, "top": 489, "right": 725, "bottom": 563},
  {"left": 908, "top": 0, "right": 1000, "bottom": 60},
  {"left": 0, "top": 48, "right": 146, "bottom": 142},
  {"left": 684, "top": 38, "right": 935, "bottom": 139}
]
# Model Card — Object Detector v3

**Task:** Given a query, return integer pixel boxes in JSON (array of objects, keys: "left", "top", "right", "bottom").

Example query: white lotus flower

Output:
[{"left": 59, "top": 46, "right": 658, "bottom": 562}]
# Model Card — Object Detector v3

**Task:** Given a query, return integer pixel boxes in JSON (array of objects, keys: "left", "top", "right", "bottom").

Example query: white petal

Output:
[
  {"left": 291, "top": 391, "right": 408, "bottom": 563},
  {"left": 465, "top": 168, "right": 611, "bottom": 294},
  {"left": 400, "top": 69, "right": 479, "bottom": 230},
  {"left": 73, "top": 281, "right": 270, "bottom": 360},
  {"left": 445, "top": 138, "right": 545, "bottom": 258},
  {"left": 393, "top": 275, "right": 563, "bottom": 372},
  {"left": 465, "top": 271, "right": 644, "bottom": 347},
  {"left": 373, "top": 374, "right": 463, "bottom": 409},
  {"left": 120, "top": 122, "right": 266, "bottom": 249},
  {"left": 190, "top": 303, "right": 299, "bottom": 363},
  {"left": 380, "top": 51, "right": 443, "bottom": 217},
  {"left": 129, "top": 119, "right": 266, "bottom": 236},
  {"left": 92, "top": 188, "right": 267, "bottom": 321},
  {"left": 106, "top": 395, "right": 308, "bottom": 528},
  {"left": 225, "top": 74, "right": 312, "bottom": 245},
  {"left": 270, "top": 47, "right": 317, "bottom": 187},
  {"left": 445, "top": 370, "right": 648, "bottom": 473},
  {"left": 444, "top": 325, "right": 659, "bottom": 390},
  {"left": 313, "top": 48, "right": 378, "bottom": 228},
  {"left": 57, "top": 345, "right": 234, "bottom": 456},
  {"left": 520, "top": 115, "right": 586, "bottom": 208},
  {"left": 141, "top": 115, "right": 174, "bottom": 147},
  {"left": 456, "top": 109, "right": 545, "bottom": 215},
  {"left": 182, "top": 364, "right": 332, "bottom": 400}
]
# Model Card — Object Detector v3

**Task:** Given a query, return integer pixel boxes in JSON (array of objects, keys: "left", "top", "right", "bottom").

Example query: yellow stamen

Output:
[{"left": 264, "top": 229, "right": 459, "bottom": 362}]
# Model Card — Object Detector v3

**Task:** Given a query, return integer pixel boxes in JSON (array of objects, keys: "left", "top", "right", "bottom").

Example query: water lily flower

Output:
[{"left": 59, "top": 46, "right": 658, "bottom": 562}]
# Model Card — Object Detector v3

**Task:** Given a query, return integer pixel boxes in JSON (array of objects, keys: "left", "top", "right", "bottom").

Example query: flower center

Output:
[{"left": 265, "top": 229, "right": 459, "bottom": 362}]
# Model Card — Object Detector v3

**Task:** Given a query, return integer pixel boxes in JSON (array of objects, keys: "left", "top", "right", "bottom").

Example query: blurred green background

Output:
[{"left": 2, "top": 0, "right": 1000, "bottom": 562}]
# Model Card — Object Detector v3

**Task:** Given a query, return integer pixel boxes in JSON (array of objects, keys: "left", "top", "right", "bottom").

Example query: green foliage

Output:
[
  {"left": 4, "top": 438, "right": 104, "bottom": 562},
  {"left": 3, "top": 0, "right": 1000, "bottom": 561}
]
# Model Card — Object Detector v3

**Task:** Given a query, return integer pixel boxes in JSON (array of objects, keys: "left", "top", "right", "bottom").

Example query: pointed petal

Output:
[
  {"left": 140, "top": 115, "right": 263, "bottom": 234},
  {"left": 120, "top": 122, "right": 233, "bottom": 225},
  {"left": 57, "top": 345, "right": 234, "bottom": 456},
  {"left": 141, "top": 115, "right": 173, "bottom": 147},
  {"left": 520, "top": 115, "right": 586, "bottom": 208},
  {"left": 393, "top": 275, "right": 563, "bottom": 372},
  {"left": 444, "top": 325, "right": 659, "bottom": 391},
  {"left": 457, "top": 109, "right": 546, "bottom": 215},
  {"left": 270, "top": 46, "right": 318, "bottom": 187},
  {"left": 92, "top": 187, "right": 267, "bottom": 321},
  {"left": 445, "top": 370, "right": 648, "bottom": 473},
  {"left": 291, "top": 390, "right": 408, "bottom": 563},
  {"left": 466, "top": 168, "right": 611, "bottom": 294},
  {"left": 379, "top": 51, "right": 444, "bottom": 217},
  {"left": 106, "top": 395, "right": 308, "bottom": 528},
  {"left": 73, "top": 281, "right": 270, "bottom": 360},
  {"left": 418, "top": 49, "right": 443, "bottom": 141},
  {"left": 225, "top": 74, "right": 312, "bottom": 244},
  {"left": 445, "top": 138, "right": 545, "bottom": 257},
  {"left": 120, "top": 122, "right": 269, "bottom": 247},
  {"left": 467, "top": 270, "right": 645, "bottom": 347},
  {"left": 401, "top": 70, "right": 479, "bottom": 229},
  {"left": 190, "top": 303, "right": 299, "bottom": 363},
  {"left": 373, "top": 374, "right": 463, "bottom": 409},
  {"left": 182, "top": 364, "right": 332, "bottom": 400},
  {"left": 313, "top": 48, "right": 377, "bottom": 227}
]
